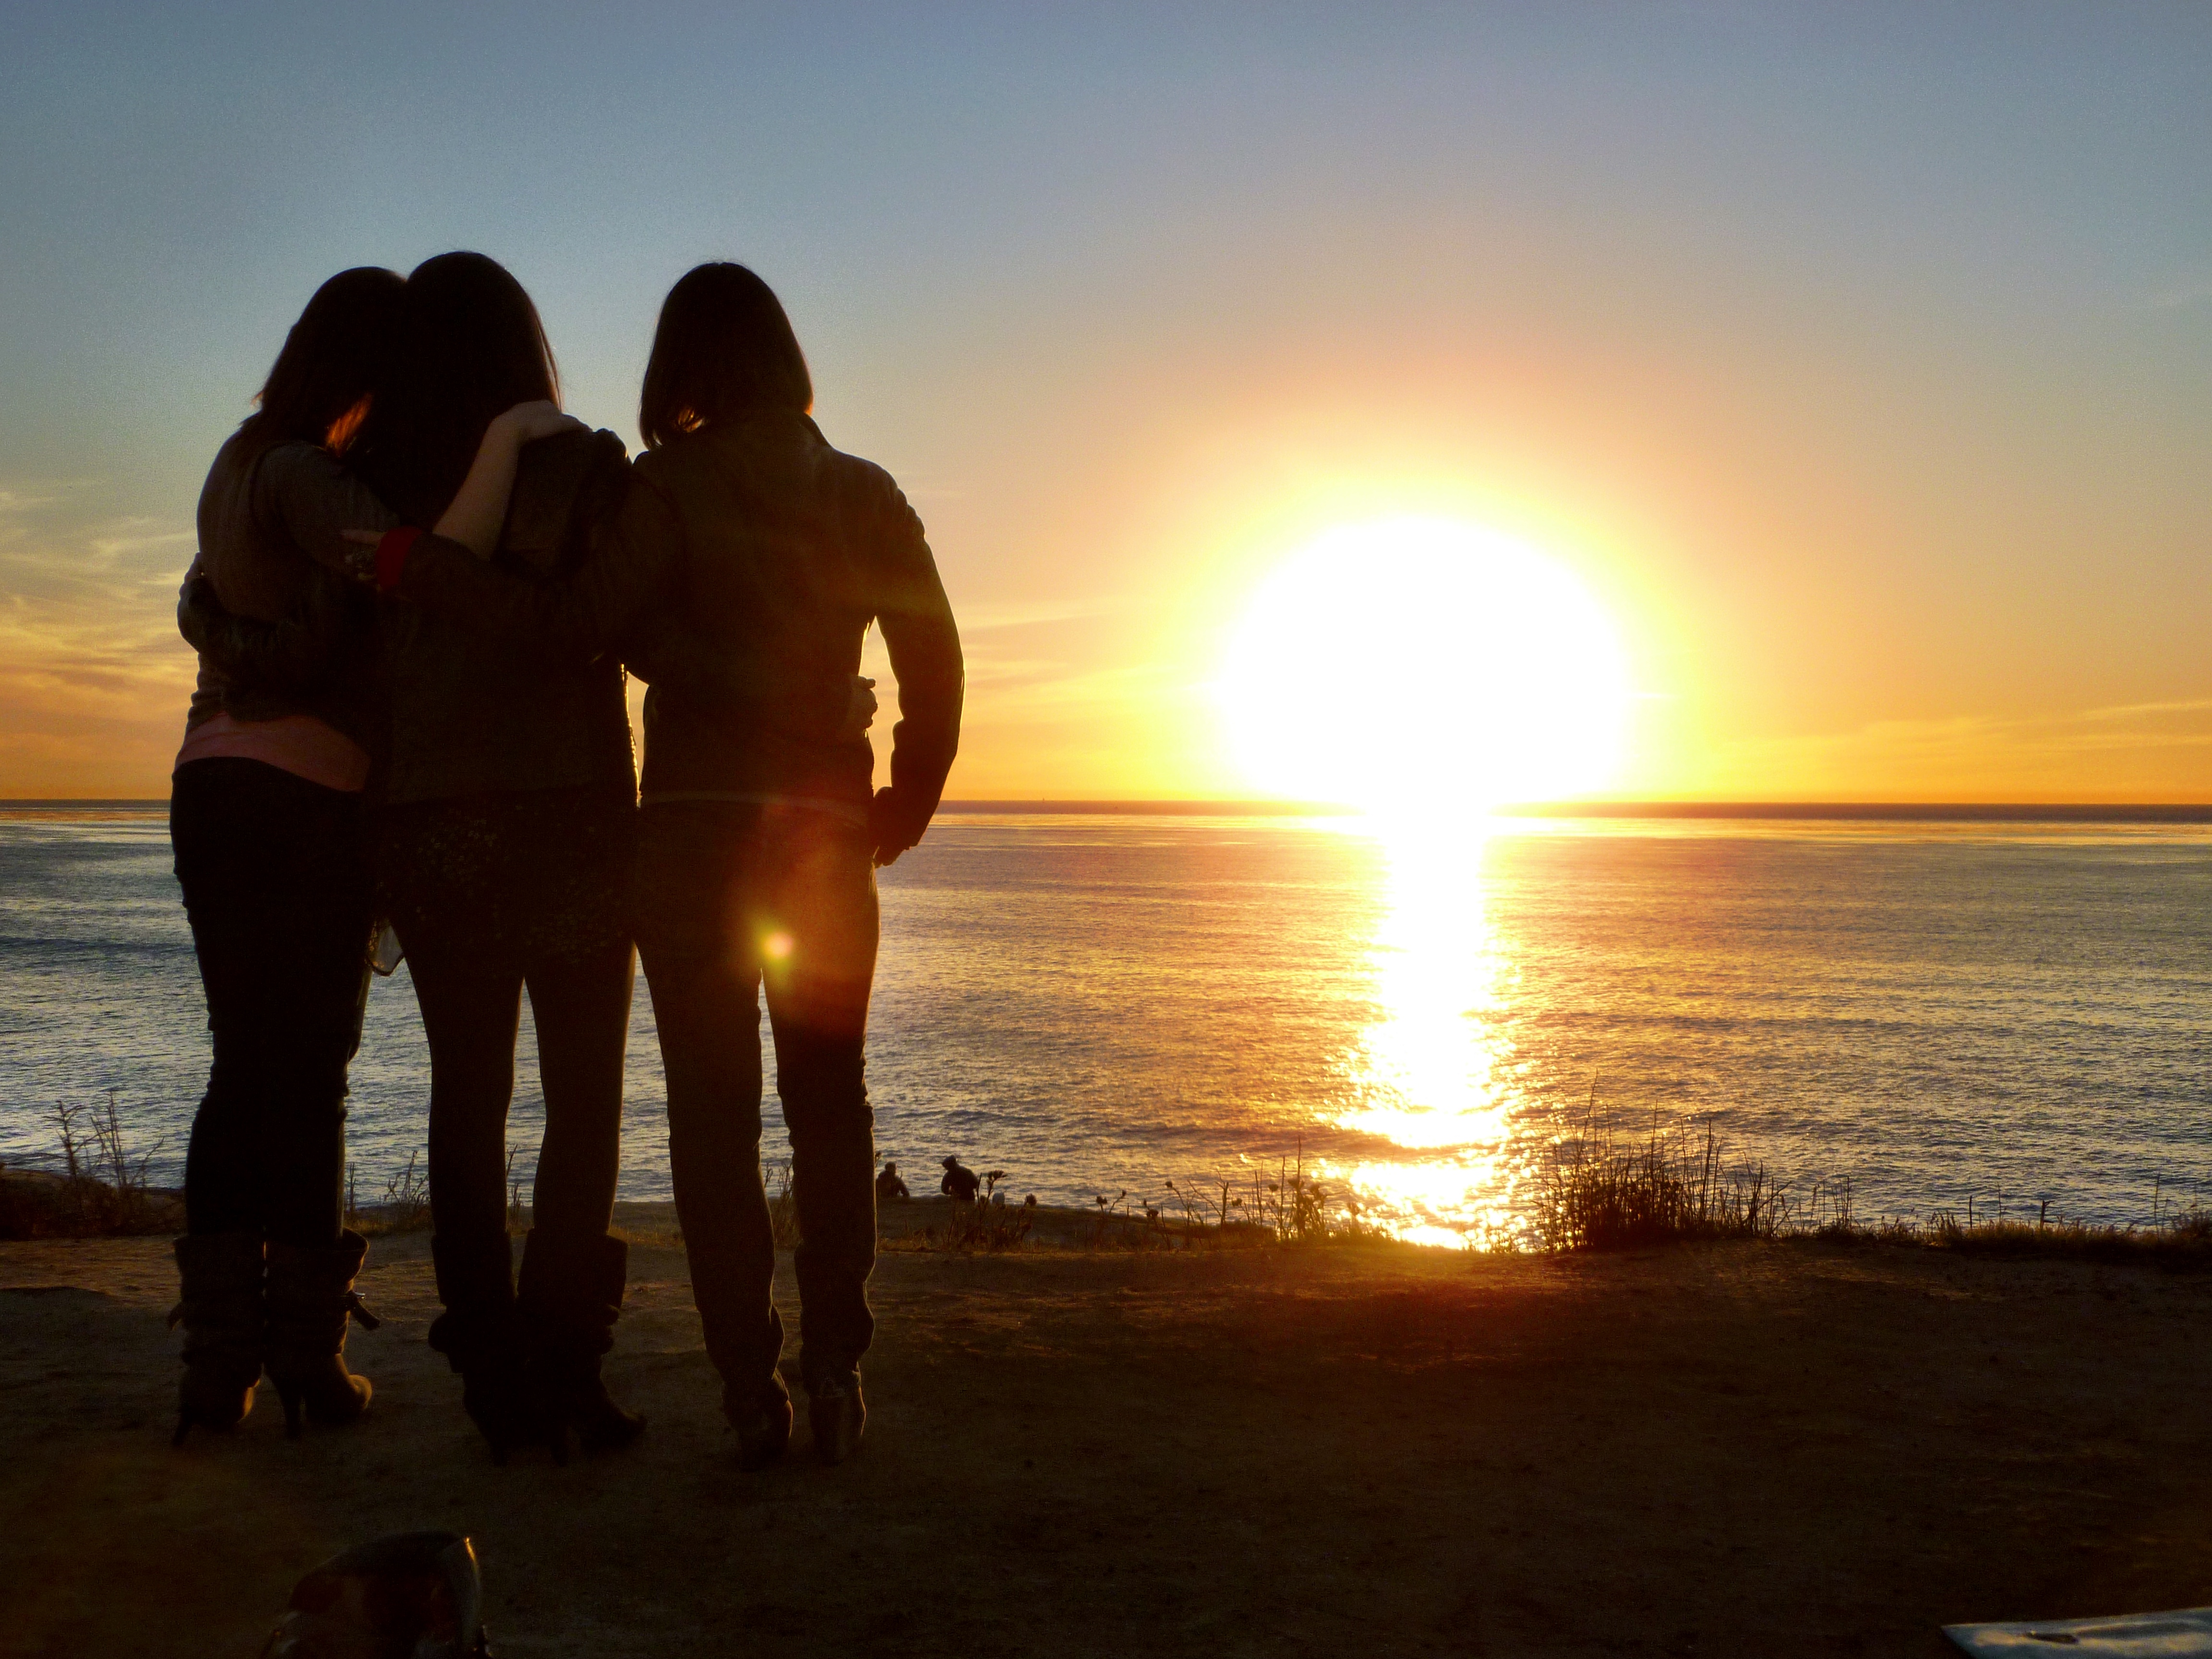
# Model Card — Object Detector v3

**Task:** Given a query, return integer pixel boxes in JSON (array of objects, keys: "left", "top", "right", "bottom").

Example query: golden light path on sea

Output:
[{"left": 1322, "top": 816, "right": 1527, "bottom": 1247}]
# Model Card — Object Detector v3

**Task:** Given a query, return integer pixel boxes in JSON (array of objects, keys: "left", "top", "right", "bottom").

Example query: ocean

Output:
[{"left": 3, "top": 806, "right": 2208, "bottom": 1243}]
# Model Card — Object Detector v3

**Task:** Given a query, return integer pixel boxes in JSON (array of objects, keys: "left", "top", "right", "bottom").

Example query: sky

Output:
[{"left": 1, "top": 2, "right": 2207, "bottom": 802}]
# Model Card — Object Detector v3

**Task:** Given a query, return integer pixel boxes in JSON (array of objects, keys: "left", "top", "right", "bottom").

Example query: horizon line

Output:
[
  {"left": 9, "top": 797, "right": 2212, "bottom": 823},
  {"left": 947, "top": 800, "right": 2212, "bottom": 822}
]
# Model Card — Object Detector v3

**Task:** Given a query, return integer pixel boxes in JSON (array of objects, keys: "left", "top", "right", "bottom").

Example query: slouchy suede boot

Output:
[
  {"left": 428, "top": 1233, "right": 560, "bottom": 1466},
  {"left": 168, "top": 1232, "right": 264, "bottom": 1444},
  {"left": 264, "top": 1228, "right": 380, "bottom": 1437},
  {"left": 518, "top": 1230, "right": 646, "bottom": 1453}
]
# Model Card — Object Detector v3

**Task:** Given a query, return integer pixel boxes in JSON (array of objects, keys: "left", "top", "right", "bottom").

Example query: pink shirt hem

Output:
[{"left": 174, "top": 713, "right": 371, "bottom": 794}]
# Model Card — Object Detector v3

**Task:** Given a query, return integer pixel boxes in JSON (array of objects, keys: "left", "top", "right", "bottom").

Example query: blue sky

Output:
[{"left": 2, "top": 2, "right": 2207, "bottom": 796}]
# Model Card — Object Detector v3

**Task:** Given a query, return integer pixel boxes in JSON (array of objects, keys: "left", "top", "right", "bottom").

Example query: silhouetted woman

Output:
[
  {"left": 624, "top": 264, "right": 962, "bottom": 1468},
  {"left": 340, "top": 251, "right": 665, "bottom": 1463},
  {"left": 170, "top": 267, "right": 572, "bottom": 1445}
]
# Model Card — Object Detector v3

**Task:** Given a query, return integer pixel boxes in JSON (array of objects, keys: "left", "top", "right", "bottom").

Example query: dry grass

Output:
[
  {"left": 909, "top": 1168, "right": 1038, "bottom": 1251},
  {"left": 1533, "top": 1118, "right": 1787, "bottom": 1251},
  {"left": 345, "top": 1147, "right": 543, "bottom": 1238},
  {"left": 1530, "top": 1114, "right": 2212, "bottom": 1265},
  {"left": 1804, "top": 1172, "right": 2212, "bottom": 1265},
  {"left": 1116, "top": 1147, "right": 1394, "bottom": 1250},
  {"left": 344, "top": 1149, "right": 433, "bottom": 1238},
  {"left": 0, "top": 1095, "right": 180, "bottom": 1239}
]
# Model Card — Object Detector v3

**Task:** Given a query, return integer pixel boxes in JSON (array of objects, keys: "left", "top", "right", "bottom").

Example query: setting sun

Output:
[{"left": 1217, "top": 517, "right": 1632, "bottom": 813}]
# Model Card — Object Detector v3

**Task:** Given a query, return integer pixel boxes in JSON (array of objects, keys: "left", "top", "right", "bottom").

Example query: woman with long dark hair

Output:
[
  {"left": 622, "top": 263, "right": 962, "bottom": 1468},
  {"left": 347, "top": 251, "right": 660, "bottom": 1463},
  {"left": 170, "top": 266, "right": 573, "bottom": 1445}
]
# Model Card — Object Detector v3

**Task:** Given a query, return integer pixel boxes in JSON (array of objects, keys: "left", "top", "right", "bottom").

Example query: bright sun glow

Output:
[{"left": 1219, "top": 517, "right": 1631, "bottom": 813}]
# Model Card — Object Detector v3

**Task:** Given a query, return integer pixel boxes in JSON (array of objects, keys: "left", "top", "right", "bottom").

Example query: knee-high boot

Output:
[
  {"left": 264, "top": 1228, "right": 379, "bottom": 1437},
  {"left": 428, "top": 1232, "right": 558, "bottom": 1465},
  {"left": 518, "top": 1230, "right": 646, "bottom": 1453},
  {"left": 168, "top": 1232, "right": 264, "bottom": 1444}
]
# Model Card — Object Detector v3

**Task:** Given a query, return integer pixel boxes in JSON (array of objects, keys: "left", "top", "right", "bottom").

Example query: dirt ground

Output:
[{"left": 3, "top": 1203, "right": 2209, "bottom": 1657}]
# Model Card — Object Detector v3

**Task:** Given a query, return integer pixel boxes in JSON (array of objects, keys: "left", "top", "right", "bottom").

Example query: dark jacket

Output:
[
  {"left": 181, "top": 432, "right": 391, "bottom": 744},
  {"left": 377, "top": 429, "right": 637, "bottom": 806},
  {"left": 398, "top": 412, "right": 961, "bottom": 845},
  {"left": 627, "top": 412, "right": 962, "bottom": 847},
  {"left": 392, "top": 479, "right": 863, "bottom": 759}
]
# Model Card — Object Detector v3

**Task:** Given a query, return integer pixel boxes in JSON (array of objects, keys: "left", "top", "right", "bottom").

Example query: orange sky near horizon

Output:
[{"left": 2, "top": 9, "right": 2207, "bottom": 805}]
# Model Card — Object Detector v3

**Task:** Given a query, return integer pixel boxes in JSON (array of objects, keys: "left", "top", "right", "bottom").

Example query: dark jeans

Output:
[
  {"left": 378, "top": 789, "right": 637, "bottom": 1310},
  {"left": 635, "top": 801, "right": 880, "bottom": 1393},
  {"left": 171, "top": 757, "right": 371, "bottom": 1248}
]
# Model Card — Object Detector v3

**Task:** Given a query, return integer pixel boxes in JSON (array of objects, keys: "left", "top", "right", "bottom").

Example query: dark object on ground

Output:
[
  {"left": 261, "top": 1530, "right": 489, "bottom": 1658},
  {"left": 518, "top": 1229, "right": 646, "bottom": 1454},
  {"left": 169, "top": 1231, "right": 264, "bottom": 1444},
  {"left": 264, "top": 1228, "right": 378, "bottom": 1439},
  {"left": 724, "top": 1374, "right": 793, "bottom": 1472},
  {"left": 808, "top": 1368, "right": 866, "bottom": 1466},
  {"left": 939, "top": 1157, "right": 979, "bottom": 1203},
  {"left": 876, "top": 1162, "right": 910, "bottom": 1202}
]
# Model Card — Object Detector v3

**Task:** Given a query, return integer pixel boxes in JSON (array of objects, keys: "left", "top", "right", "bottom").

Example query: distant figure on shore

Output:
[
  {"left": 940, "top": 1156, "right": 981, "bottom": 1203},
  {"left": 875, "top": 1161, "right": 910, "bottom": 1202}
]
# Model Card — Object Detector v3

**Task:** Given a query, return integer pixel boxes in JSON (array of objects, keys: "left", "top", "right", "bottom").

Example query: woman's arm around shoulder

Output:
[
  {"left": 177, "top": 569, "right": 356, "bottom": 697},
  {"left": 252, "top": 443, "right": 400, "bottom": 578}
]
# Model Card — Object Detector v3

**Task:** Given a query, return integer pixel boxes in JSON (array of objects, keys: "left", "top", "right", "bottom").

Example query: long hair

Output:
[
  {"left": 637, "top": 264, "right": 811, "bottom": 450},
  {"left": 240, "top": 267, "right": 406, "bottom": 453},
  {"left": 350, "top": 252, "right": 559, "bottom": 523}
]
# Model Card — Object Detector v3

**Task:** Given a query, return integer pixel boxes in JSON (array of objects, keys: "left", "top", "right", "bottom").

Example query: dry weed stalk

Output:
[
  {"left": 1531, "top": 1105, "right": 2211, "bottom": 1263},
  {"left": 1534, "top": 1113, "right": 1787, "bottom": 1251},
  {"left": 932, "top": 1170, "right": 1036, "bottom": 1251},
  {"left": 1144, "top": 1142, "right": 1389, "bottom": 1249},
  {"left": 0, "top": 1093, "right": 173, "bottom": 1238},
  {"left": 346, "top": 1149, "right": 433, "bottom": 1236}
]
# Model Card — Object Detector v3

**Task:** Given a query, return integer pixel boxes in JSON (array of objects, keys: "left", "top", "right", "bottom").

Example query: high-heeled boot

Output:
[
  {"left": 429, "top": 1232, "right": 561, "bottom": 1466},
  {"left": 518, "top": 1229, "right": 646, "bottom": 1453},
  {"left": 264, "top": 1228, "right": 380, "bottom": 1438},
  {"left": 168, "top": 1232, "right": 264, "bottom": 1444}
]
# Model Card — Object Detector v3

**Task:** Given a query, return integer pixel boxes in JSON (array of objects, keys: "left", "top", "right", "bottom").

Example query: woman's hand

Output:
[
  {"left": 840, "top": 676, "right": 879, "bottom": 743},
  {"left": 432, "top": 403, "right": 582, "bottom": 560},
  {"left": 492, "top": 400, "right": 587, "bottom": 445},
  {"left": 338, "top": 529, "right": 382, "bottom": 585}
]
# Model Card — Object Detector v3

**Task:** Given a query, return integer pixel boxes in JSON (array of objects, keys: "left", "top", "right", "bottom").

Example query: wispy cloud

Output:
[
  {"left": 953, "top": 599, "right": 1107, "bottom": 633},
  {"left": 0, "top": 481, "right": 199, "bottom": 793},
  {"left": 0, "top": 486, "right": 77, "bottom": 517},
  {"left": 1701, "top": 697, "right": 2212, "bottom": 800},
  {"left": 2078, "top": 696, "right": 2212, "bottom": 722}
]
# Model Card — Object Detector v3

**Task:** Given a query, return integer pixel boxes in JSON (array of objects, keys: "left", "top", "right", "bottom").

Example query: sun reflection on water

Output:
[{"left": 1326, "top": 816, "right": 1527, "bottom": 1245}]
